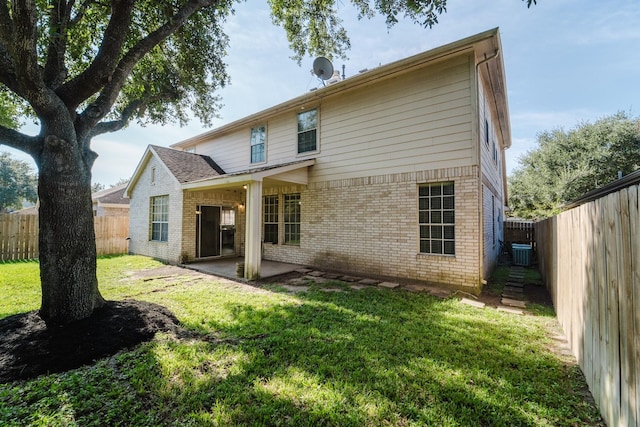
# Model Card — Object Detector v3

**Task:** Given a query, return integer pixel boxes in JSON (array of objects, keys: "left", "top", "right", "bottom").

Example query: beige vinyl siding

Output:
[
  {"left": 189, "top": 52, "right": 474, "bottom": 179},
  {"left": 309, "top": 54, "right": 474, "bottom": 181},
  {"left": 193, "top": 113, "right": 301, "bottom": 173},
  {"left": 191, "top": 128, "right": 250, "bottom": 173},
  {"left": 261, "top": 113, "right": 298, "bottom": 165}
]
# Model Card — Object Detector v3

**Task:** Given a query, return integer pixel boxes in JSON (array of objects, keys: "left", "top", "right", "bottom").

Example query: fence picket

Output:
[{"left": 628, "top": 186, "right": 640, "bottom": 427}]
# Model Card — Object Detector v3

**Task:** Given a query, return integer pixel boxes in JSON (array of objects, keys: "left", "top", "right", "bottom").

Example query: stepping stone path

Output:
[
  {"left": 404, "top": 283, "right": 430, "bottom": 293},
  {"left": 279, "top": 268, "right": 525, "bottom": 316},
  {"left": 282, "top": 270, "right": 450, "bottom": 299},
  {"left": 307, "top": 270, "right": 325, "bottom": 277},
  {"left": 501, "top": 266, "right": 526, "bottom": 312},
  {"left": 377, "top": 282, "right": 400, "bottom": 289}
]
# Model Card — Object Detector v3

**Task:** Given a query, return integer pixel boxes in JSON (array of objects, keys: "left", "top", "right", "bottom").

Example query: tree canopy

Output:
[
  {"left": 508, "top": 112, "right": 640, "bottom": 219},
  {"left": 0, "top": 151, "right": 37, "bottom": 212}
]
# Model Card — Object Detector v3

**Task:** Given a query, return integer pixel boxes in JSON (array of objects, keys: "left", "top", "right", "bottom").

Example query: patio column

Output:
[{"left": 244, "top": 180, "right": 262, "bottom": 279}]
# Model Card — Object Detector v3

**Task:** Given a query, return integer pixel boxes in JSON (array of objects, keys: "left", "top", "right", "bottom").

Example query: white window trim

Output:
[
  {"left": 418, "top": 182, "right": 455, "bottom": 256},
  {"left": 250, "top": 125, "right": 267, "bottom": 164},
  {"left": 283, "top": 193, "right": 301, "bottom": 245},
  {"left": 296, "top": 107, "right": 320, "bottom": 156},
  {"left": 150, "top": 195, "right": 169, "bottom": 243},
  {"left": 263, "top": 194, "right": 279, "bottom": 244}
]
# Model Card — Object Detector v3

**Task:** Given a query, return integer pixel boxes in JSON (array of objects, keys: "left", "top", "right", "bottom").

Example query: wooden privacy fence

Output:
[
  {"left": 536, "top": 185, "right": 639, "bottom": 427},
  {"left": 0, "top": 214, "right": 129, "bottom": 261},
  {"left": 504, "top": 219, "right": 535, "bottom": 248}
]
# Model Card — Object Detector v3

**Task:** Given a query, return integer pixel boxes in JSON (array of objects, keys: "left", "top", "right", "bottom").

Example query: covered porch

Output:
[
  {"left": 182, "top": 257, "right": 304, "bottom": 281},
  {"left": 182, "top": 159, "right": 315, "bottom": 280}
]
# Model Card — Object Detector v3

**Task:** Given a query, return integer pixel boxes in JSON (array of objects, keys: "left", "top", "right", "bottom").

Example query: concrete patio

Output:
[{"left": 180, "top": 257, "right": 303, "bottom": 281}]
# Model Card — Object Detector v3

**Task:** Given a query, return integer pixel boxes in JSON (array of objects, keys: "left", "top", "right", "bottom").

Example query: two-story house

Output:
[{"left": 125, "top": 28, "right": 511, "bottom": 293}]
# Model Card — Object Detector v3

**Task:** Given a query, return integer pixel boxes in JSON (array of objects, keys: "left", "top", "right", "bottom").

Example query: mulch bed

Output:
[{"left": 0, "top": 300, "right": 180, "bottom": 383}]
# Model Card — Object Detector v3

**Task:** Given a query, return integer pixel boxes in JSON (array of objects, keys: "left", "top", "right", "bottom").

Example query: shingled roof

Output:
[
  {"left": 92, "top": 184, "right": 129, "bottom": 205},
  {"left": 151, "top": 145, "right": 225, "bottom": 183}
]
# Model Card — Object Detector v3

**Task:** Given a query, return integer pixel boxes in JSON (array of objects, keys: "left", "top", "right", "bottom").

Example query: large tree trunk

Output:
[{"left": 37, "top": 131, "right": 105, "bottom": 327}]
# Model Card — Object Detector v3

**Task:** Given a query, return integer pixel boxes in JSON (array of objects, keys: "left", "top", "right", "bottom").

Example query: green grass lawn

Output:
[{"left": 0, "top": 256, "right": 602, "bottom": 426}]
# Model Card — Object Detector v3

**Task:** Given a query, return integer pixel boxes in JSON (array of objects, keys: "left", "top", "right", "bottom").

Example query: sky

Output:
[{"left": 2, "top": 0, "right": 640, "bottom": 186}]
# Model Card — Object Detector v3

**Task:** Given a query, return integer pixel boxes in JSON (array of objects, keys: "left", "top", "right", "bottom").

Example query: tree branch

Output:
[
  {"left": 11, "top": 0, "right": 42, "bottom": 94},
  {"left": 9, "top": 0, "right": 63, "bottom": 119},
  {"left": 43, "top": 0, "right": 72, "bottom": 89},
  {"left": 0, "top": 1, "right": 13, "bottom": 49},
  {"left": 88, "top": 99, "right": 145, "bottom": 138},
  {"left": 56, "top": 0, "right": 135, "bottom": 111},
  {"left": 75, "top": 0, "right": 222, "bottom": 139},
  {"left": 0, "top": 125, "right": 42, "bottom": 160},
  {"left": 0, "top": 42, "right": 19, "bottom": 94}
]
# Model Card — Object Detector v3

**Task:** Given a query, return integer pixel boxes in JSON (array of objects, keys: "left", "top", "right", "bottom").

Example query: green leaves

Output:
[
  {"left": 0, "top": 151, "right": 37, "bottom": 213},
  {"left": 268, "top": 0, "right": 449, "bottom": 63},
  {"left": 117, "top": 6, "right": 231, "bottom": 128},
  {"left": 0, "top": 90, "right": 19, "bottom": 129},
  {"left": 509, "top": 112, "right": 640, "bottom": 219}
]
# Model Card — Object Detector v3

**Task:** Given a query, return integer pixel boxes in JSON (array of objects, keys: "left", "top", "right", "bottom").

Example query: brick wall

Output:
[
  {"left": 263, "top": 166, "right": 482, "bottom": 291},
  {"left": 131, "top": 160, "right": 483, "bottom": 290},
  {"left": 128, "top": 156, "right": 183, "bottom": 263}
]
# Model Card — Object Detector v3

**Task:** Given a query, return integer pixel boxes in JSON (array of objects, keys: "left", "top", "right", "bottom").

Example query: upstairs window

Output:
[
  {"left": 484, "top": 119, "right": 490, "bottom": 147},
  {"left": 419, "top": 183, "right": 455, "bottom": 255},
  {"left": 492, "top": 138, "right": 498, "bottom": 164},
  {"left": 297, "top": 109, "right": 317, "bottom": 153},
  {"left": 251, "top": 125, "right": 266, "bottom": 163}
]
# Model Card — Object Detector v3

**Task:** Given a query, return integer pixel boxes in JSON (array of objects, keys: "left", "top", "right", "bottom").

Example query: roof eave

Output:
[{"left": 182, "top": 159, "right": 316, "bottom": 190}]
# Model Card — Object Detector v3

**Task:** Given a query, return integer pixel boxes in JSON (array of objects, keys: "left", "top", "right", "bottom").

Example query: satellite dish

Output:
[{"left": 313, "top": 57, "right": 334, "bottom": 81}]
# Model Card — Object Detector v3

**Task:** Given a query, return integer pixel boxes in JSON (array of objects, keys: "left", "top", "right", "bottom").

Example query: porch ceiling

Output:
[{"left": 181, "top": 159, "right": 315, "bottom": 191}]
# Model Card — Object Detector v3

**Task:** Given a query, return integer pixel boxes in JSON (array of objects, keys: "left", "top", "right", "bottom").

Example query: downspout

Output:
[{"left": 474, "top": 48, "right": 500, "bottom": 289}]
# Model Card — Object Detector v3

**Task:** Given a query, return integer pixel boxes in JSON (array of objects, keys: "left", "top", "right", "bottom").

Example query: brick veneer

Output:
[
  {"left": 131, "top": 161, "right": 483, "bottom": 291},
  {"left": 128, "top": 156, "right": 183, "bottom": 262},
  {"left": 263, "top": 166, "right": 482, "bottom": 291}
]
